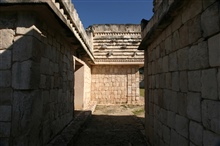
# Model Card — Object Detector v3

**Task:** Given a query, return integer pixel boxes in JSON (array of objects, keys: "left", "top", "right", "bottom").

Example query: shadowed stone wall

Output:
[
  {"left": 0, "top": 11, "right": 75, "bottom": 145},
  {"left": 140, "top": 0, "right": 220, "bottom": 145}
]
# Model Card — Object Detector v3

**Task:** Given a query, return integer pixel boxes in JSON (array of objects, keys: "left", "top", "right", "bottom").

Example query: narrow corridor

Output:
[{"left": 73, "top": 105, "right": 147, "bottom": 146}]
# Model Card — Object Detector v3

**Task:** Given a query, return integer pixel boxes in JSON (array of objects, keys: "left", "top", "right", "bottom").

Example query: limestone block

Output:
[
  {"left": 202, "top": 100, "right": 220, "bottom": 134},
  {"left": 171, "top": 72, "right": 179, "bottom": 91},
  {"left": 162, "top": 125, "right": 170, "bottom": 144},
  {"left": 201, "top": 2, "right": 220, "bottom": 37},
  {"left": 203, "top": 130, "right": 220, "bottom": 146},
  {"left": 208, "top": 33, "right": 220, "bottom": 67},
  {"left": 188, "top": 71, "right": 201, "bottom": 92},
  {"left": 40, "top": 75, "right": 46, "bottom": 89},
  {"left": 182, "top": 0, "right": 202, "bottom": 23},
  {"left": 165, "top": 73, "right": 172, "bottom": 89},
  {"left": 0, "top": 88, "right": 12, "bottom": 105},
  {"left": 12, "top": 90, "right": 42, "bottom": 138},
  {"left": 163, "top": 89, "right": 172, "bottom": 110},
  {"left": 163, "top": 56, "right": 169, "bottom": 72},
  {"left": 201, "top": 69, "right": 218, "bottom": 100},
  {"left": 165, "top": 36, "right": 172, "bottom": 54},
  {"left": 172, "top": 31, "right": 180, "bottom": 51},
  {"left": 13, "top": 36, "right": 43, "bottom": 62},
  {"left": 177, "top": 47, "right": 189, "bottom": 71},
  {"left": 170, "top": 91, "right": 177, "bottom": 112},
  {"left": 175, "top": 115, "right": 189, "bottom": 138},
  {"left": 189, "top": 42, "right": 209, "bottom": 70},
  {"left": 0, "top": 50, "right": 11, "bottom": 70},
  {"left": 167, "top": 111, "right": 176, "bottom": 129},
  {"left": 171, "top": 15, "right": 182, "bottom": 33},
  {"left": 218, "top": 68, "right": 220, "bottom": 100},
  {"left": 40, "top": 57, "right": 50, "bottom": 75},
  {"left": 0, "top": 70, "right": 11, "bottom": 87},
  {"left": 170, "top": 129, "right": 188, "bottom": 146},
  {"left": 0, "top": 122, "right": 10, "bottom": 137},
  {"left": 12, "top": 60, "right": 40, "bottom": 89},
  {"left": 188, "top": 15, "right": 202, "bottom": 44},
  {"left": 202, "top": 0, "right": 216, "bottom": 9},
  {"left": 169, "top": 52, "right": 178, "bottom": 71},
  {"left": 0, "top": 29, "right": 14, "bottom": 49},
  {"left": 189, "top": 121, "right": 203, "bottom": 146},
  {"left": 179, "top": 71, "right": 188, "bottom": 92},
  {"left": 187, "top": 92, "right": 201, "bottom": 122},
  {"left": 0, "top": 106, "right": 11, "bottom": 121},
  {"left": 177, "top": 93, "right": 187, "bottom": 116},
  {"left": 179, "top": 24, "right": 189, "bottom": 48}
]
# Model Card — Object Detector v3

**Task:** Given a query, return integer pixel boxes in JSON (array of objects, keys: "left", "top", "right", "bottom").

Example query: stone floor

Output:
[{"left": 73, "top": 105, "right": 147, "bottom": 146}]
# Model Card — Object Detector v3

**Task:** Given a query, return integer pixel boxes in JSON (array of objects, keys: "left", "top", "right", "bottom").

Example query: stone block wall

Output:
[
  {"left": 0, "top": 12, "right": 74, "bottom": 145},
  {"left": 91, "top": 65, "right": 140, "bottom": 104},
  {"left": 141, "top": 0, "right": 220, "bottom": 146}
]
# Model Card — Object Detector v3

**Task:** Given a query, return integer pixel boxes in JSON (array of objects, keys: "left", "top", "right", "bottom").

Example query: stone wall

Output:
[
  {"left": 91, "top": 65, "right": 140, "bottom": 104},
  {"left": 140, "top": 0, "right": 220, "bottom": 145},
  {"left": 0, "top": 11, "right": 75, "bottom": 145}
]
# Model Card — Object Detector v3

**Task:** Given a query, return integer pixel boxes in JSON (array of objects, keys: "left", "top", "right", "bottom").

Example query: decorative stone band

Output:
[
  {"left": 95, "top": 58, "right": 144, "bottom": 62},
  {"left": 94, "top": 32, "right": 141, "bottom": 36}
]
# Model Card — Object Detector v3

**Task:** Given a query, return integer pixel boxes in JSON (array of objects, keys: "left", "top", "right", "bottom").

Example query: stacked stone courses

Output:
[{"left": 139, "top": 0, "right": 220, "bottom": 146}]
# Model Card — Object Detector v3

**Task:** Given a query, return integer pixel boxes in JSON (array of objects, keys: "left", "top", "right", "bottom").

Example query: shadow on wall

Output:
[{"left": 0, "top": 12, "right": 75, "bottom": 145}]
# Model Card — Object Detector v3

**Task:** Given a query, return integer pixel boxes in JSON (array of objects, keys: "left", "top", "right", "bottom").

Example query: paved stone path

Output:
[{"left": 73, "top": 105, "right": 147, "bottom": 146}]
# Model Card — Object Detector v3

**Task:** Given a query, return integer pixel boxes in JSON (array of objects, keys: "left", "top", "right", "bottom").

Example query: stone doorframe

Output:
[{"left": 74, "top": 57, "right": 85, "bottom": 110}]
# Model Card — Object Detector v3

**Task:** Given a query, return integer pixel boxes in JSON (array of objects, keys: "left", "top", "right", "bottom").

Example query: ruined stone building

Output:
[
  {"left": 0, "top": 0, "right": 143, "bottom": 145},
  {"left": 140, "top": 0, "right": 220, "bottom": 145}
]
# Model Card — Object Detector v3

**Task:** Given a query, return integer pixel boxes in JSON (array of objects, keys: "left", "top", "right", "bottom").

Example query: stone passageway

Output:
[{"left": 73, "top": 105, "right": 147, "bottom": 146}]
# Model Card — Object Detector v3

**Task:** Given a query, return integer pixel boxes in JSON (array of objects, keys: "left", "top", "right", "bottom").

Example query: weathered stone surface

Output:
[
  {"left": 189, "top": 42, "right": 209, "bottom": 70},
  {"left": 165, "top": 36, "right": 172, "bottom": 54},
  {"left": 12, "top": 90, "right": 42, "bottom": 144},
  {"left": 169, "top": 52, "right": 178, "bottom": 71},
  {"left": 189, "top": 121, "right": 203, "bottom": 146},
  {"left": 208, "top": 33, "right": 220, "bottom": 67},
  {"left": 202, "top": 100, "right": 220, "bottom": 134},
  {"left": 0, "top": 29, "right": 14, "bottom": 49},
  {"left": 187, "top": 92, "right": 201, "bottom": 122},
  {"left": 179, "top": 24, "right": 189, "bottom": 48},
  {"left": 170, "top": 129, "right": 188, "bottom": 146},
  {"left": 182, "top": 0, "right": 202, "bottom": 23},
  {"left": 167, "top": 111, "right": 176, "bottom": 129},
  {"left": 0, "top": 50, "right": 11, "bottom": 69},
  {"left": 201, "top": 69, "right": 218, "bottom": 100},
  {"left": 203, "top": 0, "right": 216, "bottom": 9},
  {"left": 0, "top": 88, "right": 12, "bottom": 105},
  {"left": 13, "top": 36, "right": 42, "bottom": 62},
  {"left": 162, "top": 125, "right": 170, "bottom": 144},
  {"left": 218, "top": 68, "right": 220, "bottom": 100},
  {"left": 163, "top": 56, "right": 169, "bottom": 72},
  {"left": 0, "top": 106, "right": 11, "bottom": 121},
  {"left": 188, "top": 71, "right": 201, "bottom": 92},
  {"left": 0, "top": 70, "right": 11, "bottom": 87},
  {"left": 203, "top": 130, "right": 220, "bottom": 146},
  {"left": 12, "top": 60, "right": 40, "bottom": 89},
  {"left": 177, "top": 93, "right": 187, "bottom": 116},
  {"left": 188, "top": 15, "right": 202, "bottom": 44},
  {"left": 0, "top": 122, "right": 10, "bottom": 137},
  {"left": 179, "top": 71, "right": 187, "bottom": 92},
  {"left": 171, "top": 72, "right": 179, "bottom": 91},
  {"left": 201, "top": 2, "right": 220, "bottom": 37},
  {"left": 177, "top": 47, "right": 189, "bottom": 71},
  {"left": 171, "top": 15, "right": 182, "bottom": 33},
  {"left": 40, "top": 57, "right": 50, "bottom": 75},
  {"left": 175, "top": 115, "right": 189, "bottom": 138}
]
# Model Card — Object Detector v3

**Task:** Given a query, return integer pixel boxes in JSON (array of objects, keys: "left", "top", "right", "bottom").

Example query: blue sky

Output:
[{"left": 72, "top": 0, "right": 154, "bottom": 29}]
